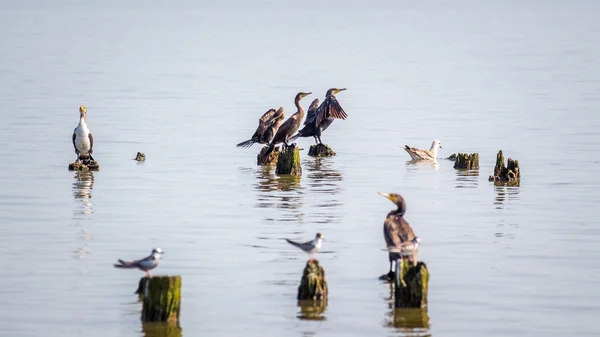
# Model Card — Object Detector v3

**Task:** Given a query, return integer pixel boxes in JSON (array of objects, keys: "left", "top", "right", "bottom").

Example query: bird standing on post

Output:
[
  {"left": 285, "top": 233, "right": 324, "bottom": 261},
  {"left": 289, "top": 88, "right": 348, "bottom": 144},
  {"left": 236, "top": 107, "right": 286, "bottom": 148},
  {"left": 114, "top": 248, "right": 165, "bottom": 277},
  {"left": 264, "top": 91, "right": 312, "bottom": 155},
  {"left": 72, "top": 105, "right": 95, "bottom": 163},
  {"left": 378, "top": 192, "right": 418, "bottom": 281}
]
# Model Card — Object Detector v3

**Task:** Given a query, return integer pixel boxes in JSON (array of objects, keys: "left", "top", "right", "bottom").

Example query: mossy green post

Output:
[
  {"left": 276, "top": 145, "right": 302, "bottom": 175},
  {"left": 257, "top": 146, "right": 280, "bottom": 166},
  {"left": 489, "top": 150, "right": 520, "bottom": 185},
  {"left": 453, "top": 152, "right": 479, "bottom": 170},
  {"left": 139, "top": 276, "right": 181, "bottom": 322},
  {"left": 394, "top": 259, "right": 429, "bottom": 308},
  {"left": 308, "top": 144, "right": 336, "bottom": 157},
  {"left": 297, "top": 260, "right": 328, "bottom": 300}
]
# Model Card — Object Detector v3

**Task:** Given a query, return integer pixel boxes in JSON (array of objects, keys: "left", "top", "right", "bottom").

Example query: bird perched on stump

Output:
[
  {"left": 264, "top": 92, "right": 312, "bottom": 156},
  {"left": 236, "top": 107, "right": 285, "bottom": 148},
  {"left": 285, "top": 233, "right": 324, "bottom": 261},
  {"left": 72, "top": 105, "right": 95, "bottom": 163},
  {"left": 114, "top": 248, "right": 164, "bottom": 277},
  {"left": 378, "top": 192, "right": 418, "bottom": 281}
]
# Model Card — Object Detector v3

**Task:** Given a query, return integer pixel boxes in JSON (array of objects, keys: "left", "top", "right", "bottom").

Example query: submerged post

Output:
[
  {"left": 276, "top": 145, "right": 302, "bottom": 175},
  {"left": 453, "top": 152, "right": 479, "bottom": 170},
  {"left": 138, "top": 276, "right": 182, "bottom": 322},
  {"left": 68, "top": 156, "right": 100, "bottom": 171},
  {"left": 488, "top": 150, "right": 520, "bottom": 185},
  {"left": 394, "top": 259, "right": 429, "bottom": 308},
  {"left": 308, "top": 144, "right": 336, "bottom": 157},
  {"left": 257, "top": 146, "right": 280, "bottom": 165},
  {"left": 135, "top": 152, "right": 146, "bottom": 161},
  {"left": 297, "top": 260, "right": 328, "bottom": 300}
]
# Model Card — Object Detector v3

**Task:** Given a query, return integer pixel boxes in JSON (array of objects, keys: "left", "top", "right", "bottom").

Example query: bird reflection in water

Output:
[
  {"left": 72, "top": 171, "right": 94, "bottom": 261},
  {"left": 297, "top": 299, "right": 327, "bottom": 321},
  {"left": 142, "top": 322, "right": 182, "bottom": 337},
  {"left": 493, "top": 185, "right": 520, "bottom": 209},
  {"left": 254, "top": 165, "right": 303, "bottom": 222},
  {"left": 304, "top": 158, "right": 343, "bottom": 225},
  {"left": 383, "top": 283, "right": 431, "bottom": 335},
  {"left": 455, "top": 169, "right": 479, "bottom": 188},
  {"left": 405, "top": 160, "right": 440, "bottom": 171}
]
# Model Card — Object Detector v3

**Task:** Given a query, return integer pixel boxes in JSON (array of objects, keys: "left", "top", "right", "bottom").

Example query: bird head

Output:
[
  {"left": 152, "top": 248, "right": 164, "bottom": 258},
  {"left": 79, "top": 105, "right": 87, "bottom": 119},
  {"left": 327, "top": 88, "right": 347, "bottom": 96},
  {"left": 315, "top": 232, "right": 324, "bottom": 241},
  {"left": 296, "top": 92, "right": 312, "bottom": 101},
  {"left": 378, "top": 192, "right": 407, "bottom": 214},
  {"left": 431, "top": 140, "right": 442, "bottom": 150}
]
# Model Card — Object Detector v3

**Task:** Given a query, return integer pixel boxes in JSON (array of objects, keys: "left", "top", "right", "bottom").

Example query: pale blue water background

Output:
[{"left": 1, "top": 0, "right": 599, "bottom": 336}]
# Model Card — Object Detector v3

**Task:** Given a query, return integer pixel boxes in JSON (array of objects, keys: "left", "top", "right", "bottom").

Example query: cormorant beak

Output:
[
  {"left": 305, "top": 92, "right": 312, "bottom": 97},
  {"left": 337, "top": 88, "right": 347, "bottom": 93},
  {"left": 377, "top": 192, "right": 395, "bottom": 202}
]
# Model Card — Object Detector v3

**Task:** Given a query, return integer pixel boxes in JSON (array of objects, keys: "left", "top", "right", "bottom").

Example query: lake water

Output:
[{"left": 1, "top": 1, "right": 599, "bottom": 336}]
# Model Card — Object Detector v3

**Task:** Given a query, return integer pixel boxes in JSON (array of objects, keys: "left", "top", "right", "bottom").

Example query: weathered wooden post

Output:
[
  {"left": 142, "top": 322, "right": 182, "bottom": 337},
  {"left": 297, "top": 260, "right": 328, "bottom": 300},
  {"left": 308, "top": 144, "right": 336, "bottom": 157},
  {"left": 257, "top": 146, "right": 280, "bottom": 165},
  {"left": 68, "top": 156, "right": 100, "bottom": 171},
  {"left": 453, "top": 152, "right": 479, "bottom": 170},
  {"left": 135, "top": 152, "right": 146, "bottom": 161},
  {"left": 136, "top": 276, "right": 181, "bottom": 322},
  {"left": 488, "top": 150, "right": 520, "bottom": 185},
  {"left": 394, "top": 259, "right": 429, "bottom": 308},
  {"left": 276, "top": 145, "right": 302, "bottom": 175}
]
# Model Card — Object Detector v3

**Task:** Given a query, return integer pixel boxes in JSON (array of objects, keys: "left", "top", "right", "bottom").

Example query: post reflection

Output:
[
  {"left": 254, "top": 165, "right": 303, "bottom": 222},
  {"left": 72, "top": 171, "right": 94, "bottom": 260},
  {"left": 455, "top": 169, "right": 479, "bottom": 189},
  {"left": 142, "top": 322, "right": 182, "bottom": 337},
  {"left": 493, "top": 185, "right": 520, "bottom": 209},
  {"left": 297, "top": 299, "right": 328, "bottom": 321},
  {"left": 304, "top": 158, "right": 343, "bottom": 225},
  {"left": 383, "top": 282, "right": 431, "bottom": 336}
]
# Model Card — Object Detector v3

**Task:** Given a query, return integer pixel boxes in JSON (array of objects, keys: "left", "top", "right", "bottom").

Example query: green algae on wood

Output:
[
  {"left": 453, "top": 152, "right": 479, "bottom": 170},
  {"left": 446, "top": 153, "right": 458, "bottom": 161},
  {"left": 139, "top": 276, "right": 181, "bottom": 322},
  {"left": 142, "top": 322, "right": 182, "bottom": 337},
  {"left": 276, "top": 145, "right": 302, "bottom": 176},
  {"left": 257, "top": 145, "right": 280, "bottom": 166},
  {"left": 488, "top": 150, "right": 520, "bottom": 186},
  {"left": 297, "top": 260, "right": 328, "bottom": 300},
  {"left": 308, "top": 144, "right": 336, "bottom": 157},
  {"left": 394, "top": 260, "right": 429, "bottom": 308},
  {"left": 68, "top": 158, "right": 99, "bottom": 171}
]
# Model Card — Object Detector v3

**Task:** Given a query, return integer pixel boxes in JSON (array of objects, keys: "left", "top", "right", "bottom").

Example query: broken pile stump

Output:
[
  {"left": 488, "top": 150, "right": 520, "bottom": 185},
  {"left": 297, "top": 260, "right": 328, "bottom": 301},
  {"left": 137, "top": 276, "right": 181, "bottom": 322},
  {"left": 308, "top": 144, "right": 336, "bottom": 157},
  {"left": 276, "top": 144, "right": 302, "bottom": 175},
  {"left": 394, "top": 259, "right": 429, "bottom": 308},
  {"left": 68, "top": 156, "right": 99, "bottom": 171},
  {"left": 257, "top": 146, "right": 280, "bottom": 166},
  {"left": 453, "top": 152, "right": 479, "bottom": 170}
]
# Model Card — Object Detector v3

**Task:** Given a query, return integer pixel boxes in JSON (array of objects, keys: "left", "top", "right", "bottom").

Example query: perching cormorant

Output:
[
  {"left": 236, "top": 107, "right": 285, "bottom": 148},
  {"left": 72, "top": 105, "right": 95, "bottom": 162},
  {"left": 265, "top": 91, "right": 311, "bottom": 154},
  {"left": 289, "top": 88, "right": 347, "bottom": 144}
]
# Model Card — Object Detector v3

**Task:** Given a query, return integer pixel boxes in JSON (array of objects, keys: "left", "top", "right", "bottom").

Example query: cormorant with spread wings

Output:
[
  {"left": 236, "top": 107, "right": 285, "bottom": 148},
  {"left": 289, "top": 88, "right": 348, "bottom": 144}
]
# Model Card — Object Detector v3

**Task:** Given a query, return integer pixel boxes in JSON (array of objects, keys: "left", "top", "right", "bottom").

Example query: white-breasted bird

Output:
[
  {"left": 113, "top": 248, "right": 164, "bottom": 277},
  {"left": 285, "top": 233, "right": 324, "bottom": 261},
  {"left": 72, "top": 105, "right": 95, "bottom": 162},
  {"left": 404, "top": 140, "right": 442, "bottom": 162}
]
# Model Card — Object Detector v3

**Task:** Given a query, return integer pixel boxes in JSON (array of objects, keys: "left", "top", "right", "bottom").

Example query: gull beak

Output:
[{"left": 439, "top": 145, "right": 442, "bottom": 149}]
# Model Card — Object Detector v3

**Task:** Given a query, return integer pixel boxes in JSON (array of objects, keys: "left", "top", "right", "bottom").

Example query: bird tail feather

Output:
[
  {"left": 285, "top": 238, "right": 302, "bottom": 248},
  {"left": 236, "top": 139, "right": 255, "bottom": 148},
  {"left": 288, "top": 133, "right": 300, "bottom": 143}
]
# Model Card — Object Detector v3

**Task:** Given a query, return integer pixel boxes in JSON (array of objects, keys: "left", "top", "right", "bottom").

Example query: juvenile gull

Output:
[
  {"left": 404, "top": 140, "right": 442, "bottom": 162},
  {"left": 378, "top": 192, "right": 418, "bottom": 280},
  {"left": 285, "top": 233, "right": 323, "bottom": 261},
  {"left": 114, "top": 248, "right": 164, "bottom": 277},
  {"left": 72, "top": 105, "right": 95, "bottom": 162},
  {"left": 236, "top": 107, "right": 285, "bottom": 148}
]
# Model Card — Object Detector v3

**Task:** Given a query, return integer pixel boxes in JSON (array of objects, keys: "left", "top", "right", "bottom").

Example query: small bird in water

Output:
[
  {"left": 113, "top": 248, "right": 164, "bottom": 277},
  {"left": 285, "top": 233, "right": 324, "bottom": 261},
  {"left": 378, "top": 192, "right": 418, "bottom": 281},
  {"left": 404, "top": 140, "right": 442, "bottom": 162},
  {"left": 289, "top": 88, "right": 348, "bottom": 145},
  {"left": 72, "top": 105, "right": 95, "bottom": 163},
  {"left": 236, "top": 107, "right": 285, "bottom": 148}
]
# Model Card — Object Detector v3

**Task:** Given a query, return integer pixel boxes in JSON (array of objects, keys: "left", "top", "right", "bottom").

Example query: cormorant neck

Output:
[{"left": 295, "top": 96, "right": 305, "bottom": 118}]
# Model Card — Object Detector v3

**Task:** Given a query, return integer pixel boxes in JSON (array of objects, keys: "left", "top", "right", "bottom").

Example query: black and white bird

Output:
[
  {"left": 113, "top": 248, "right": 164, "bottom": 277},
  {"left": 72, "top": 105, "right": 95, "bottom": 162},
  {"left": 285, "top": 233, "right": 324, "bottom": 261}
]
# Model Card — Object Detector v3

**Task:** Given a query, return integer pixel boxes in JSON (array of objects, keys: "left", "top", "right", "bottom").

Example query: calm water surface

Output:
[{"left": 1, "top": 1, "right": 599, "bottom": 336}]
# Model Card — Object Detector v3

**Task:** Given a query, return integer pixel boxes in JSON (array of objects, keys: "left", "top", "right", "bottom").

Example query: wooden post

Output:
[
  {"left": 488, "top": 150, "right": 520, "bottom": 185},
  {"left": 135, "top": 152, "right": 146, "bottom": 161},
  {"left": 297, "top": 260, "right": 328, "bottom": 300},
  {"left": 68, "top": 157, "right": 99, "bottom": 171},
  {"left": 138, "top": 276, "right": 182, "bottom": 322},
  {"left": 453, "top": 152, "right": 479, "bottom": 170},
  {"left": 276, "top": 145, "right": 302, "bottom": 175},
  {"left": 308, "top": 144, "right": 336, "bottom": 157},
  {"left": 394, "top": 259, "right": 429, "bottom": 308},
  {"left": 257, "top": 146, "right": 280, "bottom": 165},
  {"left": 142, "top": 322, "right": 182, "bottom": 337}
]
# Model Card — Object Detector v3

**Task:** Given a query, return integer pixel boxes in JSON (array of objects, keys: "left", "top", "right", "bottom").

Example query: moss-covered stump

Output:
[
  {"left": 135, "top": 152, "right": 146, "bottom": 161},
  {"left": 276, "top": 144, "right": 302, "bottom": 175},
  {"left": 68, "top": 158, "right": 99, "bottom": 171},
  {"left": 446, "top": 153, "right": 457, "bottom": 161},
  {"left": 392, "top": 308, "right": 430, "bottom": 330},
  {"left": 453, "top": 152, "right": 479, "bottom": 170},
  {"left": 257, "top": 146, "right": 280, "bottom": 166},
  {"left": 139, "top": 276, "right": 181, "bottom": 322},
  {"left": 297, "top": 260, "right": 328, "bottom": 300},
  {"left": 488, "top": 150, "right": 520, "bottom": 186},
  {"left": 297, "top": 300, "right": 328, "bottom": 321},
  {"left": 308, "top": 144, "right": 336, "bottom": 157},
  {"left": 142, "top": 322, "right": 182, "bottom": 337},
  {"left": 394, "top": 260, "right": 429, "bottom": 308}
]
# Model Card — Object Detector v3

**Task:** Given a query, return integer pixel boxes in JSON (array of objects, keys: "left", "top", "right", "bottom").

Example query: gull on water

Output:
[
  {"left": 72, "top": 105, "right": 95, "bottom": 163},
  {"left": 285, "top": 233, "right": 323, "bottom": 261},
  {"left": 404, "top": 140, "right": 442, "bottom": 162},
  {"left": 113, "top": 248, "right": 164, "bottom": 277}
]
